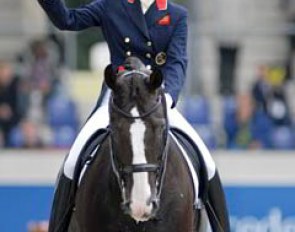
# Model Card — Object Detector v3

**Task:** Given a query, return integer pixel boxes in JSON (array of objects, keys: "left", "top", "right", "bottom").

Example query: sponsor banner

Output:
[
  {"left": 0, "top": 186, "right": 53, "bottom": 232},
  {"left": 226, "top": 186, "right": 295, "bottom": 232},
  {"left": 1, "top": 186, "right": 295, "bottom": 232}
]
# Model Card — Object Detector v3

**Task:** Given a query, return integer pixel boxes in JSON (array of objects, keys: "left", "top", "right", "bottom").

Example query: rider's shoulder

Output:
[
  {"left": 91, "top": 0, "right": 122, "bottom": 9},
  {"left": 168, "top": 2, "right": 188, "bottom": 17},
  {"left": 91, "top": 0, "right": 119, "bottom": 5}
]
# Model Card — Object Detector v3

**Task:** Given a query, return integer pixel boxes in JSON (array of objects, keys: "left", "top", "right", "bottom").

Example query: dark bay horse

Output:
[{"left": 69, "top": 58, "right": 206, "bottom": 232}]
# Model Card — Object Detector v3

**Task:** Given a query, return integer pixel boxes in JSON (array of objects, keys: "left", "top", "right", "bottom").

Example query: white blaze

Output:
[{"left": 129, "top": 107, "right": 152, "bottom": 222}]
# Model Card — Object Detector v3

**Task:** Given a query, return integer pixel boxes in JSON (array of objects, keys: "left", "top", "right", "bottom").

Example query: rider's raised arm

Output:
[
  {"left": 37, "top": 0, "right": 106, "bottom": 31},
  {"left": 162, "top": 8, "right": 188, "bottom": 107}
]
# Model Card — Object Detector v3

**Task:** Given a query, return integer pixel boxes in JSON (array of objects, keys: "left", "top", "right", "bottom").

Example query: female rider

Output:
[{"left": 37, "top": 0, "right": 230, "bottom": 231}]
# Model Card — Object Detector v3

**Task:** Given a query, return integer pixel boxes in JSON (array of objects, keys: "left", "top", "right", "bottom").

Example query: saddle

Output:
[
  {"left": 73, "top": 128, "right": 209, "bottom": 208},
  {"left": 171, "top": 128, "right": 209, "bottom": 207}
]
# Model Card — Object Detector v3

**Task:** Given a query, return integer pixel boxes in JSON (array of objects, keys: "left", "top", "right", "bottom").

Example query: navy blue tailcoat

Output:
[{"left": 38, "top": 0, "right": 188, "bottom": 104}]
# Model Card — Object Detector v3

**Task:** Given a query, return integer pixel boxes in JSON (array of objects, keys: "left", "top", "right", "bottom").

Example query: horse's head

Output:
[{"left": 105, "top": 57, "right": 168, "bottom": 222}]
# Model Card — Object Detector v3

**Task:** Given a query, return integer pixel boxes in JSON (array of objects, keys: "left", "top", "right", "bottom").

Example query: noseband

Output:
[{"left": 108, "top": 70, "right": 169, "bottom": 201}]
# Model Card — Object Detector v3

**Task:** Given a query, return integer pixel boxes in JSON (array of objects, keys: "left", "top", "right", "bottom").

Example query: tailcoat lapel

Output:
[
  {"left": 122, "top": 0, "right": 150, "bottom": 39},
  {"left": 145, "top": 2, "right": 169, "bottom": 28}
]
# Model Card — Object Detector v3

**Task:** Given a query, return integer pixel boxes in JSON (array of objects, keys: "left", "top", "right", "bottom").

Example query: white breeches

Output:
[{"left": 63, "top": 91, "right": 216, "bottom": 180}]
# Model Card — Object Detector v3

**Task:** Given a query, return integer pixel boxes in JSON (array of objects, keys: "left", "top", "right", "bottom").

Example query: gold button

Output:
[
  {"left": 124, "top": 37, "right": 130, "bottom": 43},
  {"left": 146, "top": 53, "right": 151, "bottom": 59},
  {"left": 155, "top": 52, "right": 167, "bottom": 66},
  {"left": 147, "top": 41, "right": 152, "bottom": 47},
  {"left": 146, "top": 65, "right": 152, "bottom": 70},
  {"left": 126, "top": 51, "right": 131, "bottom": 56}
]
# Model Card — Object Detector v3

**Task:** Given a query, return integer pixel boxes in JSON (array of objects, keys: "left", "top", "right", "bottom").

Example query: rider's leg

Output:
[
  {"left": 206, "top": 171, "right": 230, "bottom": 232},
  {"left": 48, "top": 170, "right": 74, "bottom": 232},
  {"left": 49, "top": 90, "right": 111, "bottom": 232},
  {"left": 165, "top": 97, "right": 230, "bottom": 232},
  {"left": 165, "top": 100, "right": 216, "bottom": 179}
]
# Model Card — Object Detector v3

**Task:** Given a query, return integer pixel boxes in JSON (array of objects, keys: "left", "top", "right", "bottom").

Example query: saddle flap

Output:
[
  {"left": 170, "top": 128, "right": 209, "bottom": 205},
  {"left": 73, "top": 129, "right": 110, "bottom": 188}
]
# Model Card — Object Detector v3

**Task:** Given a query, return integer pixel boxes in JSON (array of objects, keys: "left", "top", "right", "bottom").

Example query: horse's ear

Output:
[
  {"left": 104, "top": 64, "right": 116, "bottom": 90},
  {"left": 149, "top": 68, "right": 163, "bottom": 90}
]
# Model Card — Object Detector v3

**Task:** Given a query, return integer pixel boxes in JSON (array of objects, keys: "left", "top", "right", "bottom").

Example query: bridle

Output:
[
  {"left": 110, "top": 70, "right": 162, "bottom": 119},
  {"left": 110, "top": 97, "right": 162, "bottom": 120},
  {"left": 108, "top": 70, "right": 169, "bottom": 203}
]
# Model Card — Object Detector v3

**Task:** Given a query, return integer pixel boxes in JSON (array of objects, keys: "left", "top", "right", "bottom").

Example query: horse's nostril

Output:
[
  {"left": 150, "top": 198, "right": 160, "bottom": 210},
  {"left": 153, "top": 201, "right": 159, "bottom": 210},
  {"left": 121, "top": 202, "right": 131, "bottom": 215}
]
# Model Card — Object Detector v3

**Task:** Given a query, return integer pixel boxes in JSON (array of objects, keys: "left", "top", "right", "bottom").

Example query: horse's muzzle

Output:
[{"left": 121, "top": 197, "right": 159, "bottom": 222}]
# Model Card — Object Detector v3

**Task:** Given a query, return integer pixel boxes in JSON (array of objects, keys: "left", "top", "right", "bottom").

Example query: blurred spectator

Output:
[
  {"left": 45, "top": 85, "right": 79, "bottom": 148},
  {"left": 0, "top": 60, "right": 27, "bottom": 146},
  {"left": 15, "top": 38, "right": 63, "bottom": 108},
  {"left": 8, "top": 119, "right": 43, "bottom": 148},
  {"left": 251, "top": 109, "right": 273, "bottom": 149},
  {"left": 224, "top": 94, "right": 261, "bottom": 149},
  {"left": 46, "top": 85, "right": 79, "bottom": 130},
  {"left": 29, "top": 39, "right": 59, "bottom": 103},
  {"left": 234, "top": 94, "right": 260, "bottom": 149},
  {"left": 9, "top": 37, "right": 79, "bottom": 149},
  {"left": 27, "top": 221, "right": 48, "bottom": 232},
  {"left": 252, "top": 65, "right": 270, "bottom": 112},
  {"left": 250, "top": 64, "right": 295, "bottom": 149},
  {"left": 266, "top": 85, "right": 292, "bottom": 126},
  {"left": 252, "top": 65, "right": 292, "bottom": 126}
]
